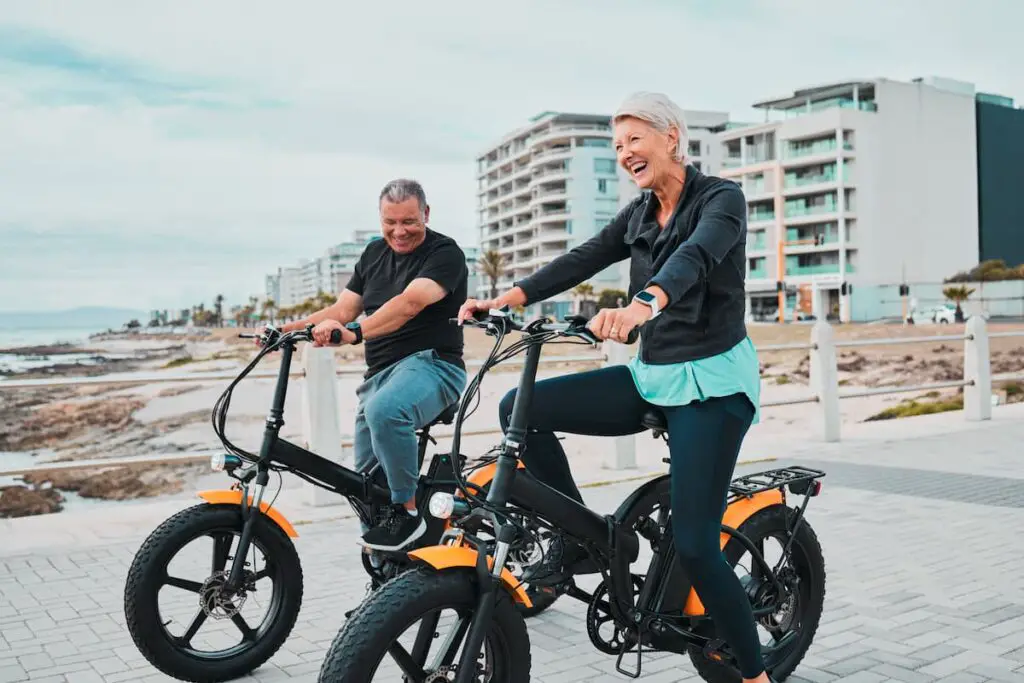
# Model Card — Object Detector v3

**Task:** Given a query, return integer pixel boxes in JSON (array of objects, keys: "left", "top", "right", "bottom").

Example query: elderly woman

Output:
[{"left": 458, "top": 92, "right": 770, "bottom": 682}]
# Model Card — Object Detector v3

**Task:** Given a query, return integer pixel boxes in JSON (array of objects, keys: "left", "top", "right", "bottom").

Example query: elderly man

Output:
[{"left": 280, "top": 179, "right": 467, "bottom": 551}]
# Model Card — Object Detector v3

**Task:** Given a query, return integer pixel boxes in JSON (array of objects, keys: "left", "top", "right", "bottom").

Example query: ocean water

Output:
[
  {"left": 0, "top": 327, "right": 106, "bottom": 375},
  {"left": 0, "top": 327, "right": 101, "bottom": 349}
]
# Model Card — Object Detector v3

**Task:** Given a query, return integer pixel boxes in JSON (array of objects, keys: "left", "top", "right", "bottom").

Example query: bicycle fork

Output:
[{"left": 452, "top": 523, "right": 517, "bottom": 683}]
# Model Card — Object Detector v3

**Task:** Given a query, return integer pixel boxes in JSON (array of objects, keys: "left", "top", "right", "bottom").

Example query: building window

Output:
[
  {"left": 597, "top": 179, "right": 608, "bottom": 194},
  {"left": 581, "top": 138, "right": 611, "bottom": 148},
  {"left": 688, "top": 140, "right": 701, "bottom": 156},
  {"left": 566, "top": 220, "right": 573, "bottom": 234},
  {"left": 594, "top": 158, "right": 617, "bottom": 174}
]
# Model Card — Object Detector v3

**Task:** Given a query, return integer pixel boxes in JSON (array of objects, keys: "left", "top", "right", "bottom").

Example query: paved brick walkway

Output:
[{"left": 3, "top": 405, "right": 1024, "bottom": 682}]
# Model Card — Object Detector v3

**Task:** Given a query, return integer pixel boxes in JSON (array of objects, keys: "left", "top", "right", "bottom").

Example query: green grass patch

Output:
[
  {"left": 865, "top": 394, "right": 963, "bottom": 422},
  {"left": 163, "top": 355, "right": 195, "bottom": 369},
  {"left": 774, "top": 374, "right": 790, "bottom": 385}
]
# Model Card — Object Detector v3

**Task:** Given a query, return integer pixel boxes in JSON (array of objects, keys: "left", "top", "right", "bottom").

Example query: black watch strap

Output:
[{"left": 345, "top": 322, "right": 363, "bottom": 345}]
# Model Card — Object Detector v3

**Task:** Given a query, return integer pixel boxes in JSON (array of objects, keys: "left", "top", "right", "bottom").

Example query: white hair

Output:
[{"left": 612, "top": 92, "right": 690, "bottom": 164}]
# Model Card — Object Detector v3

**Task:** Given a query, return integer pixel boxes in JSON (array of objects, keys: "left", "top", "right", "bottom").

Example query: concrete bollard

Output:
[
  {"left": 963, "top": 316, "right": 992, "bottom": 421},
  {"left": 300, "top": 345, "right": 346, "bottom": 506},
  {"left": 603, "top": 340, "right": 637, "bottom": 469},
  {"left": 809, "top": 320, "right": 841, "bottom": 442}
]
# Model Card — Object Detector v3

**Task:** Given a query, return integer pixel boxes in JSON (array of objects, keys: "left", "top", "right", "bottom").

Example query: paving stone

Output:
[{"left": 3, "top": 416, "right": 1024, "bottom": 681}]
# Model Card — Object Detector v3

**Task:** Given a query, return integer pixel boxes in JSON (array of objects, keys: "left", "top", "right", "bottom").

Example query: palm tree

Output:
[
  {"left": 214, "top": 294, "right": 225, "bottom": 327},
  {"left": 479, "top": 250, "right": 505, "bottom": 298},
  {"left": 573, "top": 283, "right": 595, "bottom": 316},
  {"left": 262, "top": 298, "right": 276, "bottom": 324},
  {"left": 943, "top": 285, "right": 975, "bottom": 323}
]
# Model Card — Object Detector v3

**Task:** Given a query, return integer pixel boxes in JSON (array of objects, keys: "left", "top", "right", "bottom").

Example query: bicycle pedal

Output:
[
  {"left": 614, "top": 629, "right": 643, "bottom": 679},
  {"left": 702, "top": 638, "right": 730, "bottom": 664}
]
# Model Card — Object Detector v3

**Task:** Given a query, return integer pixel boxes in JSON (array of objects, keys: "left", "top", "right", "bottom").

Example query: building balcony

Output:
[
  {"left": 532, "top": 147, "right": 573, "bottom": 162},
  {"left": 782, "top": 138, "right": 854, "bottom": 163},
  {"left": 747, "top": 210, "right": 776, "bottom": 225}
]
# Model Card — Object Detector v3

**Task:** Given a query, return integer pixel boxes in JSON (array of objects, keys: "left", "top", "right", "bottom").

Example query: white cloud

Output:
[{"left": 0, "top": 0, "right": 1021, "bottom": 310}]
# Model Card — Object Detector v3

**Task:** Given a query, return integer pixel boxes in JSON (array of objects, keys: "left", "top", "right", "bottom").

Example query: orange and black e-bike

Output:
[
  {"left": 122, "top": 324, "right": 553, "bottom": 683},
  {"left": 318, "top": 310, "right": 828, "bottom": 683}
]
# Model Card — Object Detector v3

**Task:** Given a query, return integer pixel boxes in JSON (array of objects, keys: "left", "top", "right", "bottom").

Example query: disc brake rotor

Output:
[{"left": 199, "top": 570, "right": 249, "bottom": 619}]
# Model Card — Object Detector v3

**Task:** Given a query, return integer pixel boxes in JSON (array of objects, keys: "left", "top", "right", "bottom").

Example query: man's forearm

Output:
[
  {"left": 283, "top": 302, "right": 356, "bottom": 331},
  {"left": 358, "top": 294, "right": 421, "bottom": 340}
]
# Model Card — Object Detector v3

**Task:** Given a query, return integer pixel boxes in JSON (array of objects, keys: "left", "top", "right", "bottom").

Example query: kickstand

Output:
[{"left": 615, "top": 627, "right": 643, "bottom": 679}]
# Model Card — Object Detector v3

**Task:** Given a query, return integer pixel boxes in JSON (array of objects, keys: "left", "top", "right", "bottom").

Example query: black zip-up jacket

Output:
[{"left": 516, "top": 165, "right": 748, "bottom": 364}]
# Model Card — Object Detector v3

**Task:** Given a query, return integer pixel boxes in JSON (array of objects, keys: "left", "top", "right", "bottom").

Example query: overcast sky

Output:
[{"left": 1, "top": 0, "right": 1020, "bottom": 312}]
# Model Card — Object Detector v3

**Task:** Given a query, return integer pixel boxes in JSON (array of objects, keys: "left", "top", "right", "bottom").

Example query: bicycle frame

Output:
[
  {"left": 424, "top": 312, "right": 824, "bottom": 682},
  {"left": 212, "top": 326, "right": 464, "bottom": 592}
]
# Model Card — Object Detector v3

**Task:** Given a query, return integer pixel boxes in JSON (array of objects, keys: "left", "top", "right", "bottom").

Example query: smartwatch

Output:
[
  {"left": 344, "top": 322, "right": 363, "bottom": 345},
  {"left": 632, "top": 290, "right": 661, "bottom": 319}
]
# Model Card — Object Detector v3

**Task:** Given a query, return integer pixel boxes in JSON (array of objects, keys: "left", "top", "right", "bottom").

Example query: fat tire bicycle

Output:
[
  {"left": 122, "top": 324, "right": 555, "bottom": 682},
  {"left": 316, "top": 310, "right": 827, "bottom": 683}
]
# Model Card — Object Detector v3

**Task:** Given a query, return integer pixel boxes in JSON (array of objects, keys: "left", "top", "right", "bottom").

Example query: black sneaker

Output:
[{"left": 360, "top": 504, "right": 427, "bottom": 552}]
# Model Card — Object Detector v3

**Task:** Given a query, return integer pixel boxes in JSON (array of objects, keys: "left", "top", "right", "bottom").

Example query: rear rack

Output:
[{"left": 728, "top": 465, "right": 826, "bottom": 499}]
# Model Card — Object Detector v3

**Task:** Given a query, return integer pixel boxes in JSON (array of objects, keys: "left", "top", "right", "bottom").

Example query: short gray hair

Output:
[
  {"left": 379, "top": 178, "right": 427, "bottom": 213},
  {"left": 612, "top": 92, "right": 690, "bottom": 164}
]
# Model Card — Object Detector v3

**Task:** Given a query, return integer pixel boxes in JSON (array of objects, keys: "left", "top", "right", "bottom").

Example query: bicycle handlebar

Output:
[{"left": 454, "top": 307, "right": 640, "bottom": 345}]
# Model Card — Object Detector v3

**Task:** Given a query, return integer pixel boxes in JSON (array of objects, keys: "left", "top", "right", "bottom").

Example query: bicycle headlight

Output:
[
  {"left": 428, "top": 492, "right": 456, "bottom": 519},
  {"left": 210, "top": 453, "right": 242, "bottom": 472}
]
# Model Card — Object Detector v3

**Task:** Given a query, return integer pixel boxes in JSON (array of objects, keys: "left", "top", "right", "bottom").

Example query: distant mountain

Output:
[{"left": 0, "top": 306, "right": 150, "bottom": 330}]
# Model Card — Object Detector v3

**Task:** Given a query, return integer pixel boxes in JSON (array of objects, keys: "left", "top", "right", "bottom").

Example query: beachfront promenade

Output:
[{"left": 2, "top": 402, "right": 1024, "bottom": 682}]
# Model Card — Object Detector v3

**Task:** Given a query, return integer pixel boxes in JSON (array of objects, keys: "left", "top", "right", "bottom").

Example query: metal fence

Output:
[{"left": 2, "top": 317, "right": 1023, "bottom": 487}]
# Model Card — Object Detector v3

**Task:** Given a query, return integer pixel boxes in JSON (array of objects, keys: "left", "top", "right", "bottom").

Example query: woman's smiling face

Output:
[{"left": 613, "top": 115, "right": 679, "bottom": 190}]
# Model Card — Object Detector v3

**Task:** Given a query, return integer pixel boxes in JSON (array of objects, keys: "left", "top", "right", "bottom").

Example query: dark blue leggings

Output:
[{"left": 499, "top": 364, "right": 764, "bottom": 678}]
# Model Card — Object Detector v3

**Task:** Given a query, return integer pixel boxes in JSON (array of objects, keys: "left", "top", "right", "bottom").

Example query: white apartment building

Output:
[
  {"left": 719, "top": 76, "right": 981, "bottom": 322},
  {"left": 476, "top": 112, "right": 625, "bottom": 319}
]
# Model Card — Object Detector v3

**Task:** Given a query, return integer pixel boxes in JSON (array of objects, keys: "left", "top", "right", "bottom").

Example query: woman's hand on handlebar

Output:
[
  {"left": 457, "top": 298, "right": 498, "bottom": 325},
  {"left": 587, "top": 303, "right": 650, "bottom": 344}
]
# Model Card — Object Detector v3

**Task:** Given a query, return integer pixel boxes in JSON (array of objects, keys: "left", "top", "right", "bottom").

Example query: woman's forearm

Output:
[{"left": 494, "top": 287, "right": 528, "bottom": 308}]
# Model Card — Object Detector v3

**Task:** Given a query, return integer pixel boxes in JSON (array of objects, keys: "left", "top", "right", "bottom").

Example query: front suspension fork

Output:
[
  {"left": 225, "top": 470, "right": 269, "bottom": 591},
  {"left": 452, "top": 523, "right": 517, "bottom": 683}
]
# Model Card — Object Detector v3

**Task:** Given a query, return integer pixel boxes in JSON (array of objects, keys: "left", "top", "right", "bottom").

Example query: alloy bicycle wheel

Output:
[
  {"left": 124, "top": 503, "right": 303, "bottom": 682},
  {"left": 687, "top": 504, "right": 826, "bottom": 683},
  {"left": 318, "top": 565, "right": 531, "bottom": 683}
]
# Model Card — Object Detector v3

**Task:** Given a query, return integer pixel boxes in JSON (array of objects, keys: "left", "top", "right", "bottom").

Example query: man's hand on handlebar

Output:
[
  {"left": 311, "top": 319, "right": 353, "bottom": 347},
  {"left": 587, "top": 304, "right": 649, "bottom": 344}
]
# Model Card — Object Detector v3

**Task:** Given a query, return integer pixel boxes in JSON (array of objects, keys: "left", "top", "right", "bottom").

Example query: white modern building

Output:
[
  {"left": 476, "top": 112, "right": 629, "bottom": 319},
  {"left": 718, "top": 76, "right": 982, "bottom": 322}
]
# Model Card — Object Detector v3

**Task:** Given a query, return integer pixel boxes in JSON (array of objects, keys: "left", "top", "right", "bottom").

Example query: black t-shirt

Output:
[{"left": 346, "top": 229, "right": 467, "bottom": 378}]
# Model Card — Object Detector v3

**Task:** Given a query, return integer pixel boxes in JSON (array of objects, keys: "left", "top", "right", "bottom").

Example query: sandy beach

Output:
[{"left": 2, "top": 321, "right": 1023, "bottom": 518}]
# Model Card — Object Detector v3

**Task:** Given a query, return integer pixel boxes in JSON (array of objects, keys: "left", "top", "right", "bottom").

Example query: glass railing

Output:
[
  {"left": 782, "top": 99, "right": 877, "bottom": 119},
  {"left": 749, "top": 210, "right": 775, "bottom": 222},
  {"left": 787, "top": 264, "right": 841, "bottom": 275},
  {"left": 785, "top": 202, "right": 837, "bottom": 218},
  {"left": 749, "top": 236, "right": 768, "bottom": 251},
  {"left": 786, "top": 228, "right": 839, "bottom": 244},
  {"left": 748, "top": 268, "right": 768, "bottom": 279},
  {"left": 747, "top": 182, "right": 767, "bottom": 195},
  {"left": 785, "top": 139, "right": 837, "bottom": 158},
  {"left": 784, "top": 168, "right": 838, "bottom": 188}
]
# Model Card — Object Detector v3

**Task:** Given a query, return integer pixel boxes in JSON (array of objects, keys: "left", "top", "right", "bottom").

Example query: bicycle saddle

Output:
[
  {"left": 431, "top": 403, "right": 459, "bottom": 426},
  {"left": 640, "top": 409, "right": 667, "bottom": 434}
]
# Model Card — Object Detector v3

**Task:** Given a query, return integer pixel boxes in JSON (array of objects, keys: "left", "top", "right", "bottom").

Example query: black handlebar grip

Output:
[
  {"left": 329, "top": 328, "right": 343, "bottom": 345},
  {"left": 625, "top": 326, "right": 641, "bottom": 345}
]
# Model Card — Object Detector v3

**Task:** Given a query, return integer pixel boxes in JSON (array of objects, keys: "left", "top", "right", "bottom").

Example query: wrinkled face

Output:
[
  {"left": 380, "top": 198, "right": 429, "bottom": 254},
  {"left": 613, "top": 116, "right": 679, "bottom": 189}
]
